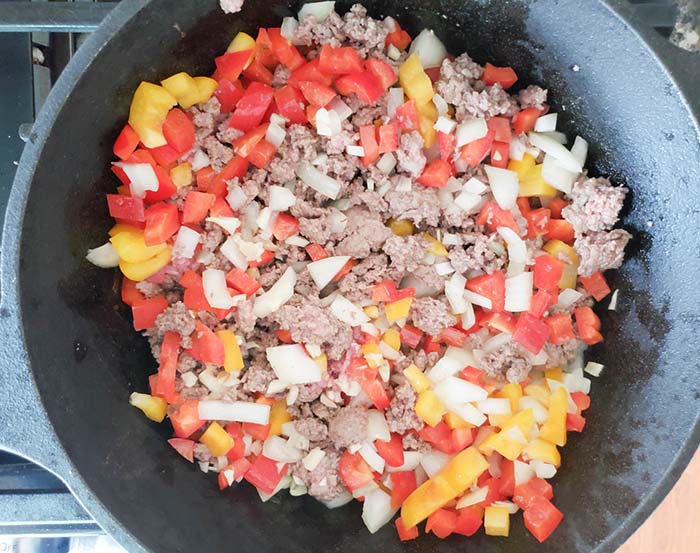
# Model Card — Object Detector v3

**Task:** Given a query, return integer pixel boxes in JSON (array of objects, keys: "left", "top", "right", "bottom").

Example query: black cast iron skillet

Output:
[{"left": 1, "top": 1, "right": 699, "bottom": 552}]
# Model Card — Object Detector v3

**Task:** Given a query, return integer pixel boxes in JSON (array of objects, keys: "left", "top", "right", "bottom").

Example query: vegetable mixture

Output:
[{"left": 88, "top": 1, "right": 631, "bottom": 544}]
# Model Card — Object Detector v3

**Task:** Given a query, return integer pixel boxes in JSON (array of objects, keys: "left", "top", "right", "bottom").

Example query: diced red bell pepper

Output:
[
  {"left": 248, "top": 139, "right": 277, "bottom": 169},
  {"left": 487, "top": 116, "right": 513, "bottom": 143},
  {"left": 490, "top": 140, "right": 510, "bottom": 168},
  {"left": 195, "top": 166, "right": 215, "bottom": 191},
  {"left": 274, "top": 85, "right": 308, "bottom": 124},
  {"left": 374, "top": 434, "right": 404, "bottom": 467},
  {"left": 225, "top": 423, "right": 246, "bottom": 461},
  {"left": 371, "top": 280, "right": 416, "bottom": 302},
  {"left": 478, "top": 477, "right": 506, "bottom": 507},
  {"left": 579, "top": 271, "right": 611, "bottom": 301},
  {"left": 318, "top": 44, "right": 364, "bottom": 75},
  {"left": 242, "top": 421, "right": 271, "bottom": 441},
  {"left": 248, "top": 249, "right": 275, "bottom": 267},
  {"left": 439, "top": 326, "right": 467, "bottom": 346},
  {"left": 545, "top": 219, "right": 575, "bottom": 244},
  {"left": 359, "top": 124, "right": 380, "bottom": 166},
  {"left": 423, "top": 335, "right": 442, "bottom": 355},
  {"left": 513, "top": 313, "right": 551, "bottom": 355},
  {"left": 242, "top": 57, "right": 274, "bottom": 85},
  {"left": 390, "top": 470, "right": 418, "bottom": 508},
  {"left": 168, "top": 438, "right": 195, "bottom": 462},
  {"left": 529, "top": 289, "right": 554, "bottom": 319},
  {"left": 566, "top": 412, "right": 586, "bottom": 432},
  {"left": 526, "top": 208, "right": 551, "bottom": 238},
  {"left": 215, "top": 50, "right": 254, "bottom": 82},
  {"left": 152, "top": 331, "right": 180, "bottom": 403},
  {"left": 144, "top": 202, "right": 179, "bottom": 245},
  {"left": 183, "top": 284, "right": 210, "bottom": 312},
  {"left": 305, "top": 243, "right": 328, "bottom": 261},
  {"left": 111, "top": 165, "right": 131, "bottom": 187},
  {"left": 523, "top": 497, "right": 564, "bottom": 543},
  {"left": 365, "top": 58, "right": 397, "bottom": 89},
  {"left": 267, "top": 27, "right": 305, "bottom": 70},
  {"left": 533, "top": 254, "right": 564, "bottom": 291},
  {"left": 229, "top": 82, "right": 275, "bottom": 131},
  {"left": 395, "top": 517, "right": 419, "bottom": 541},
  {"left": 454, "top": 506, "right": 484, "bottom": 537},
  {"left": 169, "top": 399, "right": 204, "bottom": 439},
  {"left": 377, "top": 122, "right": 400, "bottom": 153},
  {"left": 499, "top": 459, "right": 516, "bottom": 497},
  {"left": 437, "top": 131, "right": 456, "bottom": 163},
  {"left": 476, "top": 200, "right": 519, "bottom": 234},
  {"left": 210, "top": 197, "right": 236, "bottom": 218},
  {"left": 513, "top": 477, "right": 554, "bottom": 510},
  {"left": 460, "top": 129, "right": 495, "bottom": 166},
  {"left": 486, "top": 311, "right": 517, "bottom": 334},
  {"left": 140, "top": 163, "right": 177, "bottom": 204},
  {"left": 215, "top": 78, "right": 245, "bottom": 114},
  {"left": 362, "top": 376, "right": 391, "bottom": 410},
  {"left": 244, "top": 455, "right": 287, "bottom": 495},
  {"left": 425, "top": 66, "right": 442, "bottom": 82},
  {"left": 419, "top": 422, "right": 453, "bottom": 454},
  {"left": 254, "top": 28, "right": 277, "bottom": 68},
  {"left": 205, "top": 156, "right": 249, "bottom": 197},
  {"left": 513, "top": 107, "right": 544, "bottom": 134},
  {"left": 131, "top": 296, "right": 168, "bottom": 331},
  {"left": 417, "top": 159, "right": 451, "bottom": 188},
  {"left": 182, "top": 191, "right": 216, "bottom": 224},
  {"left": 395, "top": 99, "right": 419, "bottom": 130},
  {"left": 482, "top": 63, "right": 518, "bottom": 89},
  {"left": 288, "top": 58, "right": 334, "bottom": 87},
  {"left": 121, "top": 277, "right": 145, "bottom": 307},
  {"left": 107, "top": 194, "right": 145, "bottom": 222},
  {"left": 335, "top": 70, "right": 385, "bottom": 104},
  {"left": 338, "top": 449, "right": 375, "bottom": 491},
  {"left": 574, "top": 306, "right": 603, "bottom": 345},
  {"left": 275, "top": 329, "right": 293, "bottom": 344},
  {"left": 571, "top": 391, "right": 591, "bottom": 412},
  {"left": 548, "top": 197, "right": 568, "bottom": 219},
  {"left": 162, "top": 108, "right": 195, "bottom": 153},
  {"left": 544, "top": 313, "right": 576, "bottom": 345},
  {"left": 179, "top": 270, "right": 201, "bottom": 289},
  {"left": 233, "top": 123, "right": 269, "bottom": 158},
  {"left": 399, "top": 324, "right": 423, "bottom": 349},
  {"left": 451, "top": 427, "right": 474, "bottom": 452},
  {"left": 297, "top": 80, "right": 337, "bottom": 107},
  {"left": 466, "top": 270, "right": 506, "bottom": 312},
  {"left": 461, "top": 366, "right": 485, "bottom": 386},
  {"left": 149, "top": 143, "right": 182, "bottom": 168},
  {"left": 272, "top": 213, "right": 300, "bottom": 241},
  {"left": 426, "top": 509, "right": 458, "bottom": 539},
  {"left": 385, "top": 20, "right": 412, "bottom": 50},
  {"left": 225, "top": 268, "right": 261, "bottom": 296},
  {"left": 188, "top": 321, "right": 225, "bottom": 365},
  {"left": 517, "top": 196, "right": 532, "bottom": 215},
  {"left": 113, "top": 124, "right": 140, "bottom": 161}
]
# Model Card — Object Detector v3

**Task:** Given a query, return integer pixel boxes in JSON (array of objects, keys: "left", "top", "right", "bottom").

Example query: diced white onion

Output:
[
  {"left": 408, "top": 29, "right": 447, "bottom": 68},
  {"left": 205, "top": 217, "right": 241, "bottom": 235},
  {"left": 386, "top": 451, "right": 423, "bottom": 473},
  {"left": 501, "top": 425, "right": 528, "bottom": 445},
  {"left": 531, "top": 459, "right": 557, "bottom": 479},
  {"left": 219, "top": 235, "right": 247, "bottom": 269},
  {"left": 435, "top": 261, "right": 455, "bottom": 276},
  {"left": 456, "top": 118, "right": 488, "bottom": 147},
  {"left": 268, "top": 185, "right": 296, "bottom": 212},
  {"left": 315, "top": 107, "right": 342, "bottom": 137},
  {"left": 464, "top": 177, "right": 487, "bottom": 195},
  {"left": 324, "top": 491, "right": 353, "bottom": 509},
  {"left": 198, "top": 400, "right": 270, "bottom": 424},
  {"left": 263, "top": 436, "right": 303, "bottom": 463},
  {"left": 484, "top": 165, "right": 519, "bottom": 210},
  {"left": 113, "top": 163, "right": 159, "bottom": 198},
  {"left": 286, "top": 235, "right": 308, "bottom": 247},
  {"left": 534, "top": 113, "right": 558, "bottom": 132},
  {"left": 445, "top": 272, "right": 468, "bottom": 314},
  {"left": 540, "top": 131, "right": 568, "bottom": 144},
  {"left": 464, "top": 290, "right": 492, "bottom": 309},
  {"left": 191, "top": 149, "right": 210, "bottom": 171},
  {"left": 362, "top": 489, "right": 397, "bottom": 534},
  {"left": 376, "top": 152, "right": 397, "bottom": 174},
  {"left": 456, "top": 487, "right": 488, "bottom": 508},
  {"left": 571, "top": 135, "right": 588, "bottom": 167},
  {"left": 226, "top": 185, "right": 248, "bottom": 211},
  {"left": 267, "top": 379, "right": 288, "bottom": 395},
  {"left": 434, "top": 116, "right": 456, "bottom": 134},
  {"left": 509, "top": 137, "right": 527, "bottom": 162},
  {"left": 477, "top": 398, "right": 512, "bottom": 415},
  {"left": 202, "top": 268, "right": 239, "bottom": 309},
  {"left": 395, "top": 175, "right": 412, "bottom": 192},
  {"left": 584, "top": 361, "right": 604, "bottom": 377},
  {"left": 281, "top": 16, "right": 299, "bottom": 41},
  {"left": 454, "top": 403, "right": 487, "bottom": 427},
  {"left": 346, "top": 145, "right": 365, "bottom": 157},
  {"left": 426, "top": 347, "right": 476, "bottom": 383},
  {"left": 181, "top": 371, "right": 198, "bottom": 387},
  {"left": 505, "top": 272, "right": 533, "bottom": 312},
  {"left": 330, "top": 295, "right": 370, "bottom": 326},
  {"left": 266, "top": 343, "right": 322, "bottom": 384},
  {"left": 433, "top": 93, "right": 448, "bottom": 116},
  {"left": 519, "top": 397, "right": 549, "bottom": 424},
  {"left": 359, "top": 443, "right": 386, "bottom": 473},
  {"left": 434, "top": 377, "right": 488, "bottom": 406},
  {"left": 421, "top": 450, "right": 452, "bottom": 477},
  {"left": 253, "top": 267, "right": 296, "bottom": 317},
  {"left": 387, "top": 44, "right": 401, "bottom": 61},
  {"left": 367, "top": 410, "right": 391, "bottom": 443},
  {"left": 461, "top": 302, "right": 476, "bottom": 329},
  {"left": 266, "top": 123, "right": 287, "bottom": 148},
  {"left": 529, "top": 132, "right": 582, "bottom": 172},
  {"left": 556, "top": 288, "right": 583, "bottom": 309},
  {"left": 327, "top": 96, "right": 352, "bottom": 121},
  {"left": 542, "top": 154, "right": 577, "bottom": 194},
  {"left": 453, "top": 190, "right": 481, "bottom": 213},
  {"left": 86, "top": 242, "right": 120, "bottom": 268},
  {"left": 482, "top": 332, "right": 512, "bottom": 353},
  {"left": 387, "top": 88, "right": 404, "bottom": 118},
  {"left": 302, "top": 447, "right": 326, "bottom": 471},
  {"left": 493, "top": 500, "right": 520, "bottom": 514},
  {"left": 498, "top": 226, "right": 527, "bottom": 277},
  {"left": 514, "top": 459, "right": 536, "bottom": 486},
  {"left": 298, "top": 1, "right": 335, "bottom": 21},
  {"left": 307, "top": 255, "right": 350, "bottom": 289},
  {"left": 296, "top": 161, "right": 341, "bottom": 200},
  {"left": 608, "top": 288, "right": 619, "bottom": 311}
]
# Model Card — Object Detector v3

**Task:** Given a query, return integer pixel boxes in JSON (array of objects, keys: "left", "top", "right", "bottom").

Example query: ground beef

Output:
[
  {"left": 341, "top": 4, "right": 390, "bottom": 57},
  {"left": 193, "top": 443, "right": 214, "bottom": 463},
  {"left": 475, "top": 341, "right": 532, "bottom": 383},
  {"left": 328, "top": 405, "right": 368, "bottom": 449},
  {"left": 575, "top": 229, "right": 632, "bottom": 277},
  {"left": 382, "top": 235, "right": 426, "bottom": 276},
  {"left": 311, "top": 399, "right": 337, "bottom": 420},
  {"left": 402, "top": 432, "right": 431, "bottom": 453},
  {"left": 291, "top": 449, "right": 346, "bottom": 501},
  {"left": 219, "top": 0, "right": 244, "bottom": 14},
  {"left": 294, "top": 11, "right": 347, "bottom": 48},
  {"left": 386, "top": 382, "right": 424, "bottom": 434},
  {"left": 268, "top": 124, "right": 319, "bottom": 184},
  {"left": 202, "top": 136, "right": 233, "bottom": 171},
  {"left": 216, "top": 122, "right": 243, "bottom": 145},
  {"left": 272, "top": 300, "right": 353, "bottom": 360},
  {"left": 448, "top": 233, "right": 506, "bottom": 275},
  {"left": 562, "top": 177, "right": 628, "bottom": 234},
  {"left": 199, "top": 226, "right": 225, "bottom": 261},
  {"left": 298, "top": 208, "right": 347, "bottom": 244},
  {"left": 151, "top": 301, "right": 196, "bottom": 343},
  {"left": 384, "top": 187, "right": 441, "bottom": 227},
  {"left": 242, "top": 357, "right": 275, "bottom": 394},
  {"left": 410, "top": 264, "right": 447, "bottom": 295},
  {"left": 294, "top": 417, "right": 329, "bottom": 443},
  {"left": 437, "top": 53, "right": 483, "bottom": 92},
  {"left": 352, "top": 100, "right": 387, "bottom": 127},
  {"left": 518, "top": 85, "right": 548, "bottom": 110},
  {"left": 409, "top": 297, "right": 457, "bottom": 337},
  {"left": 457, "top": 84, "right": 519, "bottom": 121},
  {"left": 335, "top": 207, "right": 391, "bottom": 258},
  {"left": 396, "top": 132, "right": 427, "bottom": 177},
  {"left": 338, "top": 253, "right": 391, "bottom": 302},
  {"left": 135, "top": 281, "right": 163, "bottom": 298},
  {"left": 297, "top": 381, "right": 325, "bottom": 403},
  {"left": 177, "top": 353, "right": 198, "bottom": 373},
  {"left": 542, "top": 340, "right": 579, "bottom": 368},
  {"left": 231, "top": 299, "right": 256, "bottom": 334},
  {"left": 271, "top": 64, "right": 290, "bottom": 87}
]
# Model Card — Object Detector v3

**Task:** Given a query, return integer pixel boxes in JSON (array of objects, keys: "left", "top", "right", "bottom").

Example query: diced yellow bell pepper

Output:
[
  {"left": 108, "top": 223, "right": 141, "bottom": 237},
  {"left": 539, "top": 387, "right": 568, "bottom": 447},
  {"left": 382, "top": 329, "right": 401, "bottom": 351},
  {"left": 385, "top": 297, "right": 413, "bottom": 323},
  {"left": 524, "top": 382, "right": 551, "bottom": 407},
  {"left": 403, "top": 364, "right": 430, "bottom": 394},
  {"left": 110, "top": 230, "right": 168, "bottom": 263},
  {"left": 423, "top": 233, "right": 448, "bottom": 257},
  {"left": 217, "top": 329, "right": 244, "bottom": 372},
  {"left": 200, "top": 422, "right": 234, "bottom": 457},
  {"left": 313, "top": 353, "right": 328, "bottom": 371},
  {"left": 128, "top": 82, "right": 177, "bottom": 148},
  {"left": 418, "top": 113, "right": 437, "bottom": 148},
  {"left": 488, "top": 413, "right": 511, "bottom": 428},
  {"left": 401, "top": 447, "right": 488, "bottom": 528},
  {"left": 161, "top": 72, "right": 199, "bottom": 108},
  {"left": 445, "top": 411, "right": 472, "bottom": 430},
  {"left": 129, "top": 392, "right": 167, "bottom": 422},
  {"left": 192, "top": 77, "right": 218, "bottom": 105},
  {"left": 497, "top": 383, "right": 523, "bottom": 413},
  {"left": 500, "top": 408, "right": 535, "bottom": 436},
  {"left": 227, "top": 32, "right": 257, "bottom": 68},
  {"left": 269, "top": 399, "right": 292, "bottom": 436},
  {"left": 518, "top": 164, "right": 558, "bottom": 198},
  {"left": 388, "top": 218, "right": 415, "bottom": 237},
  {"left": 417, "top": 99, "right": 438, "bottom": 120},
  {"left": 543, "top": 239, "right": 579, "bottom": 265},
  {"left": 524, "top": 438, "right": 561, "bottom": 466},
  {"left": 484, "top": 506, "right": 510, "bottom": 537},
  {"left": 362, "top": 341, "right": 380, "bottom": 356},
  {"left": 170, "top": 162, "right": 193, "bottom": 188},
  {"left": 363, "top": 305, "right": 379, "bottom": 319},
  {"left": 119, "top": 247, "right": 172, "bottom": 282},
  {"left": 559, "top": 261, "right": 578, "bottom": 290},
  {"left": 544, "top": 367, "right": 563, "bottom": 382},
  {"left": 508, "top": 154, "right": 536, "bottom": 180},
  {"left": 479, "top": 431, "right": 523, "bottom": 461},
  {"left": 398, "top": 54, "right": 434, "bottom": 106},
  {"left": 415, "top": 390, "right": 446, "bottom": 427}
]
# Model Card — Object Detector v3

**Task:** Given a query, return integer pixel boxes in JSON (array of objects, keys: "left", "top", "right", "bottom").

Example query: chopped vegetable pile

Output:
[{"left": 88, "top": 0, "right": 631, "bottom": 544}]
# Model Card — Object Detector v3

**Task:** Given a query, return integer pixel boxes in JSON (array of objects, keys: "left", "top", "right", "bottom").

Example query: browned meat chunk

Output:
[{"left": 328, "top": 405, "right": 368, "bottom": 448}]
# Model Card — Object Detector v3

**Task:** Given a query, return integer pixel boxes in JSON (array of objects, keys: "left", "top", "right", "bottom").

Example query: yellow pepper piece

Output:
[
  {"left": 415, "top": 390, "right": 446, "bottom": 427},
  {"left": 539, "top": 387, "right": 568, "bottom": 447},
  {"left": 269, "top": 399, "right": 292, "bottom": 436},
  {"left": 313, "top": 353, "right": 328, "bottom": 371},
  {"left": 497, "top": 383, "right": 523, "bottom": 413},
  {"left": 170, "top": 162, "right": 193, "bottom": 188},
  {"left": 559, "top": 261, "right": 578, "bottom": 290},
  {"left": 385, "top": 297, "right": 413, "bottom": 323},
  {"left": 416, "top": 99, "right": 438, "bottom": 120},
  {"left": 524, "top": 438, "right": 561, "bottom": 466},
  {"left": 161, "top": 72, "right": 200, "bottom": 109},
  {"left": 403, "top": 364, "right": 430, "bottom": 394},
  {"left": 110, "top": 230, "right": 168, "bottom": 263},
  {"left": 108, "top": 223, "right": 142, "bottom": 237},
  {"left": 192, "top": 77, "right": 218, "bottom": 105},
  {"left": 217, "top": 329, "right": 244, "bottom": 372},
  {"left": 128, "top": 82, "right": 177, "bottom": 148},
  {"left": 418, "top": 113, "right": 437, "bottom": 148},
  {"left": 227, "top": 32, "right": 257, "bottom": 67},
  {"left": 401, "top": 447, "right": 488, "bottom": 528},
  {"left": 382, "top": 329, "right": 401, "bottom": 351},
  {"left": 388, "top": 218, "right": 415, "bottom": 236},
  {"left": 518, "top": 164, "right": 558, "bottom": 198},
  {"left": 129, "top": 392, "right": 167, "bottom": 423},
  {"left": 479, "top": 431, "right": 523, "bottom": 461},
  {"left": 543, "top": 239, "right": 579, "bottom": 265},
  {"left": 423, "top": 233, "right": 448, "bottom": 257},
  {"left": 363, "top": 305, "right": 379, "bottom": 319},
  {"left": 119, "top": 247, "right": 172, "bottom": 282},
  {"left": 398, "top": 54, "right": 434, "bottom": 106},
  {"left": 484, "top": 506, "right": 510, "bottom": 537},
  {"left": 507, "top": 154, "right": 536, "bottom": 179},
  {"left": 544, "top": 367, "right": 563, "bottom": 382},
  {"left": 445, "top": 411, "right": 472, "bottom": 430},
  {"left": 200, "top": 422, "right": 234, "bottom": 456},
  {"left": 488, "top": 414, "right": 511, "bottom": 428},
  {"left": 524, "top": 383, "right": 551, "bottom": 407},
  {"left": 500, "top": 408, "right": 535, "bottom": 436}
]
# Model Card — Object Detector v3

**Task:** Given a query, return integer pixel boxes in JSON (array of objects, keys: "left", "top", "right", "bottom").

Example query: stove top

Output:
[{"left": 0, "top": 0, "right": 681, "bottom": 550}]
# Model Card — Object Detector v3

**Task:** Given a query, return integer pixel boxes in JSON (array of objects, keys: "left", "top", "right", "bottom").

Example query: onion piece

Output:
[
  {"left": 346, "top": 144, "right": 365, "bottom": 157},
  {"left": 519, "top": 397, "right": 548, "bottom": 424},
  {"left": 608, "top": 288, "right": 619, "bottom": 311},
  {"left": 509, "top": 136, "right": 527, "bottom": 162},
  {"left": 298, "top": 1, "right": 335, "bottom": 21},
  {"left": 263, "top": 435, "right": 303, "bottom": 463},
  {"left": 266, "top": 343, "right": 322, "bottom": 384},
  {"left": 433, "top": 93, "right": 448, "bottom": 116},
  {"left": 464, "top": 290, "right": 492, "bottom": 309},
  {"left": 477, "top": 398, "right": 512, "bottom": 415},
  {"left": 435, "top": 261, "right": 455, "bottom": 276},
  {"left": 433, "top": 376, "right": 488, "bottom": 405},
  {"left": 484, "top": 165, "right": 519, "bottom": 210},
  {"left": 113, "top": 163, "right": 158, "bottom": 198},
  {"left": 198, "top": 400, "right": 271, "bottom": 423},
  {"left": 571, "top": 135, "right": 588, "bottom": 167},
  {"left": 386, "top": 44, "right": 401, "bottom": 61},
  {"left": 454, "top": 190, "right": 481, "bottom": 213},
  {"left": 191, "top": 149, "right": 210, "bottom": 171},
  {"left": 408, "top": 28, "right": 447, "bottom": 68},
  {"left": 456, "top": 486, "right": 488, "bottom": 509},
  {"left": 529, "top": 132, "right": 583, "bottom": 172},
  {"left": 456, "top": 118, "right": 488, "bottom": 147},
  {"left": 362, "top": 489, "right": 397, "bottom": 534},
  {"left": 514, "top": 459, "right": 536, "bottom": 486},
  {"left": 307, "top": 256, "right": 351, "bottom": 289},
  {"left": 498, "top": 226, "right": 527, "bottom": 277},
  {"left": 434, "top": 116, "right": 456, "bottom": 134},
  {"left": 205, "top": 216, "right": 241, "bottom": 235},
  {"left": 202, "top": 268, "right": 239, "bottom": 309},
  {"left": 327, "top": 96, "right": 352, "bottom": 121},
  {"left": 86, "top": 242, "right": 120, "bottom": 268},
  {"left": 421, "top": 450, "right": 451, "bottom": 477},
  {"left": 330, "top": 295, "right": 370, "bottom": 326},
  {"left": 376, "top": 152, "right": 397, "bottom": 174},
  {"left": 452, "top": 403, "right": 487, "bottom": 427},
  {"left": 281, "top": 16, "right": 299, "bottom": 41},
  {"left": 253, "top": 267, "right": 296, "bottom": 317},
  {"left": 540, "top": 131, "right": 568, "bottom": 144},
  {"left": 426, "top": 347, "right": 476, "bottom": 383},
  {"left": 542, "top": 153, "right": 577, "bottom": 194},
  {"left": 302, "top": 447, "right": 326, "bottom": 471},
  {"left": 530, "top": 460, "right": 557, "bottom": 479},
  {"left": 359, "top": 443, "right": 386, "bottom": 473},
  {"left": 315, "top": 107, "right": 342, "bottom": 136},
  {"left": 219, "top": 235, "right": 248, "bottom": 269},
  {"left": 366, "top": 410, "right": 391, "bottom": 443},
  {"left": 286, "top": 235, "right": 309, "bottom": 247},
  {"left": 226, "top": 185, "right": 248, "bottom": 211},
  {"left": 464, "top": 177, "right": 487, "bottom": 195},
  {"left": 556, "top": 288, "right": 583, "bottom": 309},
  {"left": 505, "top": 272, "right": 533, "bottom": 312},
  {"left": 268, "top": 185, "right": 296, "bottom": 211},
  {"left": 584, "top": 361, "right": 604, "bottom": 377},
  {"left": 445, "top": 272, "right": 468, "bottom": 314},
  {"left": 493, "top": 500, "right": 520, "bottom": 514},
  {"left": 461, "top": 302, "right": 476, "bottom": 329},
  {"left": 266, "top": 123, "right": 286, "bottom": 147},
  {"left": 387, "top": 88, "right": 404, "bottom": 118},
  {"left": 534, "top": 113, "right": 558, "bottom": 132},
  {"left": 296, "top": 161, "right": 341, "bottom": 200},
  {"left": 323, "top": 491, "right": 353, "bottom": 509},
  {"left": 386, "top": 451, "right": 422, "bottom": 472}
]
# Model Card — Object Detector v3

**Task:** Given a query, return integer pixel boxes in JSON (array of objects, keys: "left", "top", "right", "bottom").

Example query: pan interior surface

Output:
[{"left": 16, "top": 1, "right": 700, "bottom": 552}]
